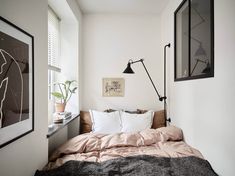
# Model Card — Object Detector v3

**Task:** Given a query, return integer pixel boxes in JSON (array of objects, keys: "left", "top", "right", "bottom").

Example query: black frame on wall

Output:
[
  {"left": 0, "top": 16, "right": 34, "bottom": 148},
  {"left": 174, "top": 0, "right": 214, "bottom": 81}
]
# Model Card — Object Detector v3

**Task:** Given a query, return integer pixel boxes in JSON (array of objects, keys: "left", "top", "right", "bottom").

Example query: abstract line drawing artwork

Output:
[
  {"left": 0, "top": 16, "right": 34, "bottom": 148},
  {"left": 103, "top": 78, "right": 125, "bottom": 97},
  {"left": 0, "top": 77, "right": 9, "bottom": 128},
  {"left": 0, "top": 49, "right": 24, "bottom": 128}
]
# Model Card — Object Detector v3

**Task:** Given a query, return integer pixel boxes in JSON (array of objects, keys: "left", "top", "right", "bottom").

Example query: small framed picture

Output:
[{"left": 102, "top": 78, "right": 125, "bottom": 97}]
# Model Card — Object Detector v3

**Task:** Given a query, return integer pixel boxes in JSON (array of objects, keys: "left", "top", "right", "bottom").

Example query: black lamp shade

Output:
[{"left": 123, "top": 63, "right": 134, "bottom": 74}]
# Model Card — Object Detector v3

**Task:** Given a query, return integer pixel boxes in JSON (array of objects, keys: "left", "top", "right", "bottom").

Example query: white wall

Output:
[
  {"left": 0, "top": 0, "right": 48, "bottom": 176},
  {"left": 60, "top": 16, "right": 79, "bottom": 115},
  {"left": 67, "top": 0, "right": 83, "bottom": 112},
  {"left": 82, "top": 14, "right": 163, "bottom": 111},
  {"left": 161, "top": 0, "right": 235, "bottom": 175}
]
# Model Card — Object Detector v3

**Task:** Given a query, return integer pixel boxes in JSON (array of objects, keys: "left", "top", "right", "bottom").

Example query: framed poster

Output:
[
  {"left": 103, "top": 78, "right": 125, "bottom": 97},
  {"left": 0, "top": 16, "right": 34, "bottom": 148},
  {"left": 174, "top": 0, "right": 214, "bottom": 81}
]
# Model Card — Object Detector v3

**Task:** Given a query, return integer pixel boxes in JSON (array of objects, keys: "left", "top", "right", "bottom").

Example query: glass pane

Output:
[
  {"left": 176, "top": 0, "right": 189, "bottom": 79},
  {"left": 48, "top": 7, "right": 60, "bottom": 68},
  {"left": 48, "top": 70, "right": 60, "bottom": 124},
  {"left": 190, "top": 0, "right": 211, "bottom": 76}
]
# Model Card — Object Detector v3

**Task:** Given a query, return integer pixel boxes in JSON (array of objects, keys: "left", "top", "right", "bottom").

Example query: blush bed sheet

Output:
[{"left": 35, "top": 126, "right": 217, "bottom": 176}]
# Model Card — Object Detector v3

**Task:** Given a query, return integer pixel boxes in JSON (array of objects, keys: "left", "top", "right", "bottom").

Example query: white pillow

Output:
[
  {"left": 120, "top": 111, "right": 154, "bottom": 132},
  {"left": 89, "top": 110, "right": 122, "bottom": 134}
]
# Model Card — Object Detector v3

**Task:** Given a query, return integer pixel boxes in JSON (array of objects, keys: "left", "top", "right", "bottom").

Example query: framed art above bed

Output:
[
  {"left": 0, "top": 16, "right": 34, "bottom": 148},
  {"left": 102, "top": 78, "right": 125, "bottom": 97}
]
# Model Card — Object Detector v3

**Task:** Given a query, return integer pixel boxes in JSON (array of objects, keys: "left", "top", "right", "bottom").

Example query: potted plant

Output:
[{"left": 51, "top": 80, "right": 77, "bottom": 112}]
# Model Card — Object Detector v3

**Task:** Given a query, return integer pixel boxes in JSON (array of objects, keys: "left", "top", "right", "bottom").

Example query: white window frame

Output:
[{"left": 48, "top": 6, "right": 61, "bottom": 100}]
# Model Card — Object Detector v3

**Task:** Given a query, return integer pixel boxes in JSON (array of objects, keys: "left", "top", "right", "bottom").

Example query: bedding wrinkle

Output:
[{"left": 45, "top": 126, "right": 203, "bottom": 170}]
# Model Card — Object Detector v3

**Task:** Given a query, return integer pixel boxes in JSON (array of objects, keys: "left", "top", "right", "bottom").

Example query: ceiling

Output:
[{"left": 76, "top": 0, "right": 170, "bottom": 14}]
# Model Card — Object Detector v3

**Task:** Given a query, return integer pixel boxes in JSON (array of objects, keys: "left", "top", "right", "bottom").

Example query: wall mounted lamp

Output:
[{"left": 123, "top": 43, "right": 171, "bottom": 125}]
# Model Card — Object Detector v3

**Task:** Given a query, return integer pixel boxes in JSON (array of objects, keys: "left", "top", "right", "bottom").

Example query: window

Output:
[
  {"left": 174, "top": 0, "right": 214, "bottom": 81},
  {"left": 48, "top": 7, "right": 61, "bottom": 100},
  {"left": 47, "top": 3, "right": 79, "bottom": 122}
]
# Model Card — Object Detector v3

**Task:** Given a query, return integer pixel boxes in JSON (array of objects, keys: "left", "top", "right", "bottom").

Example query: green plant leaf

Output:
[
  {"left": 65, "top": 80, "right": 72, "bottom": 85},
  {"left": 51, "top": 92, "right": 63, "bottom": 99},
  {"left": 65, "top": 80, "right": 77, "bottom": 85},
  {"left": 71, "top": 87, "right": 78, "bottom": 93},
  {"left": 51, "top": 80, "right": 78, "bottom": 103}
]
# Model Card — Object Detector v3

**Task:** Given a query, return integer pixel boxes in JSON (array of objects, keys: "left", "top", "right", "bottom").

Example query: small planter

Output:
[
  {"left": 51, "top": 80, "right": 77, "bottom": 113},
  {"left": 55, "top": 103, "right": 66, "bottom": 112}
]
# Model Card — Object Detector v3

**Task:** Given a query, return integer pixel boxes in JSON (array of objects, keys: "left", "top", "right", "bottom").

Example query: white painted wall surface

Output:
[
  {"left": 59, "top": 15, "right": 79, "bottom": 114},
  {"left": 0, "top": 0, "right": 48, "bottom": 176},
  {"left": 161, "top": 0, "right": 235, "bottom": 175},
  {"left": 82, "top": 14, "right": 163, "bottom": 111},
  {"left": 67, "top": 0, "right": 83, "bottom": 112}
]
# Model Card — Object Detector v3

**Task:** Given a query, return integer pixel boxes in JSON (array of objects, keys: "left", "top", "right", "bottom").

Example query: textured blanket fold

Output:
[
  {"left": 45, "top": 126, "right": 203, "bottom": 171},
  {"left": 35, "top": 155, "right": 218, "bottom": 176}
]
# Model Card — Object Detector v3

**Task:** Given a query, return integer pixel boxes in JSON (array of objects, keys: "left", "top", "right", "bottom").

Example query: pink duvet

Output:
[{"left": 46, "top": 126, "right": 203, "bottom": 170}]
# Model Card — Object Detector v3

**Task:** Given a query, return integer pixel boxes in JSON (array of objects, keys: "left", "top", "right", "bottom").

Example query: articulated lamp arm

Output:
[
  {"left": 123, "top": 43, "right": 171, "bottom": 124},
  {"left": 127, "top": 59, "right": 166, "bottom": 101}
]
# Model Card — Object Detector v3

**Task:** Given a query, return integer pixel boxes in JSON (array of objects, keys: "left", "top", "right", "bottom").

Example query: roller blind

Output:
[{"left": 48, "top": 7, "right": 61, "bottom": 71}]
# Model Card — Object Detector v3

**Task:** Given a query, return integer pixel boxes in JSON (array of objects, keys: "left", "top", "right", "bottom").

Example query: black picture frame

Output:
[
  {"left": 0, "top": 16, "right": 34, "bottom": 148},
  {"left": 174, "top": 0, "right": 214, "bottom": 81}
]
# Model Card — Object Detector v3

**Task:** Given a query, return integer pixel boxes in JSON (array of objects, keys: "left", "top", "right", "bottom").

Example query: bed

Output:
[{"left": 35, "top": 110, "right": 217, "bottom": 176}]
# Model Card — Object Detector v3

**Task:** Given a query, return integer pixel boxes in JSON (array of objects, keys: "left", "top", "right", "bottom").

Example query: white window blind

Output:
[
  {"left": 48, "top": 7, "right": 61, "bottom": 101},
  {"left": 48, "top": 7, "right": 61, "bottom": 71}
]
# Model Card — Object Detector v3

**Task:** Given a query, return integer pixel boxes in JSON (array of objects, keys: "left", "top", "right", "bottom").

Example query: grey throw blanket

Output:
[{"left": 35, "top": 155, "right": 218, "bottom": 176}]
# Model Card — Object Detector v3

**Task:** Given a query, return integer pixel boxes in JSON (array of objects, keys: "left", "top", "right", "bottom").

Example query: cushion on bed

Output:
[
  {"left": 80, "top": 109, "right": 166, "bottom": 134},
  {"left": 80, "top": 111, "right": 92, "bottom": 134},
  {"left": 104, "top": 109, "right": 142, "bottom": 114},
  {"left": 103, "top": 109, "right": 117, "bottom": 113},
  {"left": 137, "top": 109, "right": 165, "bottom": 128},
  {"left": 151, "top": 110, "right": 166, "bottom": 129},
  {"left": 120, "top": 111, "right": 154, "bottom": 132},
  {"left": 89, "top": 110, "right": 122, "bottom": 134}
]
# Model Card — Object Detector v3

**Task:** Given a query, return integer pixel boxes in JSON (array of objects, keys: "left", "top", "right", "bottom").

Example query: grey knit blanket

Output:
[{"left": 34, "top": 155, "right": 218, "bottom": 176}]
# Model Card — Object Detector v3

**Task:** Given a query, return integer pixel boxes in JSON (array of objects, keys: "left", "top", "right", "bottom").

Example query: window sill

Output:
[{"left": 47, "top": 114, "right": 79, "bottom": 138}]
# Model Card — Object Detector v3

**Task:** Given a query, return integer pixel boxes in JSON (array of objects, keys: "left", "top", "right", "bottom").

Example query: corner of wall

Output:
[{"left": 0, "top": 0, "right": 48, "bottom": 175}]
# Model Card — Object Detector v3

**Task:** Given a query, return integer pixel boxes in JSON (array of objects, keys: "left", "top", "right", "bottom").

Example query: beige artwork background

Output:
[{"left": 102, "top": 78, "right": 125, "bottom": 97}]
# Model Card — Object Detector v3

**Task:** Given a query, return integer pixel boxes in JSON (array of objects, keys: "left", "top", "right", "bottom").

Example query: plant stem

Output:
[
  {"left": 65, "top": 84, "right": 68, "bottom": 103},
  {"left": 58, "top": 84, "right": 65, "bottom": 103},
  {"left": 67, "top": 92, "right": 73, "bottom": 103}
]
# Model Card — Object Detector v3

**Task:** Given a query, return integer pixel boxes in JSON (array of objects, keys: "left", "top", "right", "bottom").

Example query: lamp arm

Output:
[
  {"left": 139, "top": 59, "right": 164, "bottom": 101},
  {"left": 164, "top": 43, "right": 170, "bottom": 100},
  {"left": 164, "top": 43, "right": 171, "bottom": 124},
  {"left": 129, "top": 58, "right": 167, "bottom": 101},
  {"left": 130, "top": 59, "right": 143, "bottom": 64},
  {"left": 129, "top": 59, "right": 163, "bottom": 100},
  {"left": 127, "top": 43, "right": 171, "bottom": 124}
]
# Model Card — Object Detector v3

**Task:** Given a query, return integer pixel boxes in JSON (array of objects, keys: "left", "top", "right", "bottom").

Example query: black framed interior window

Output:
[{"left": 174, "top": 0, "right": 214, "bottom": 81}]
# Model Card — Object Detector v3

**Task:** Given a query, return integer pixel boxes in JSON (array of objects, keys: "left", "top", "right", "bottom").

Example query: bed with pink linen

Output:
[{"left": 35, "top": 125, "right": 217, "bottom": 176}]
